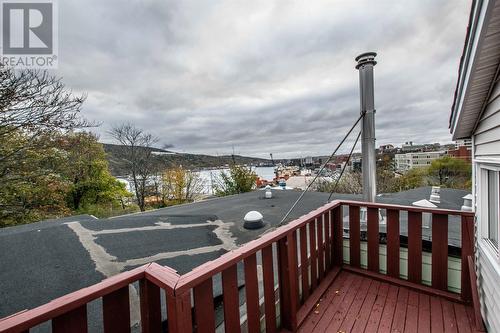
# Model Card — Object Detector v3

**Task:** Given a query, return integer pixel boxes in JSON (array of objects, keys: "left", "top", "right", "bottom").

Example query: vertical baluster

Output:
[
  {"left": 349, "top": 206, "right": 361, "bottom": 268},
  {"left": 244, "top": 254, "right": 260, "bottom": 333},
  {"left": 288, "top": 232, "right": 300, "bottom": 320},
  {"left": 103, "top": 286, "right": 130, "bottom": 333},
  {"left": 325, "top": 210, "right": 331, "bottom": 271},
  {"left": 52, "top": 305, "right": 88, "bottom": 333},
  {"left": 299, "top": 225, "right": 310, "bottom": 302},
  {"left": 386, "top": 209, "right": 400, "bottom": 278},
  {"left": 262, "top": 245, "right": 277, "bottom": 333},
  {"left": 139, "top": 279, "right": 161, "bottom": 333},
  {"left": 222, "top": 265, "right": 241, "bottom": 333},
  {"left": 193, "top": 278, "right": 215, "bottom": 333},
  {"left": 317, "top": 216, "right": 325, "bottom": 279},
  {"left": 309, "top": 220, "right": 318, "bottom": 291},
  {"left": 367, "top": 207, "right": 379, "bottom": 272},
  {"left": 432, "top": 213, "right": 448, "bottom": 291},
  {"left": 461, "top": 215, "right": 474, "bottom": 302},
  {"left": 408, "top": 211, "right": 423, "bottom": 284},
  {"left": 332, "top": 206, "right": 343, "bottom": 266}
]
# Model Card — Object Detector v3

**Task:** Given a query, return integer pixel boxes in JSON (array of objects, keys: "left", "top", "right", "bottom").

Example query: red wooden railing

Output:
[{"left": 0, "top": 200, "right": 476, "bottom": 333}]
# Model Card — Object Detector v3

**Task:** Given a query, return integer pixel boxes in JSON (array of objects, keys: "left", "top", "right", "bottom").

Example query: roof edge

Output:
[{"left": 449, "top": 0, "right": 498, "bottom": 139}]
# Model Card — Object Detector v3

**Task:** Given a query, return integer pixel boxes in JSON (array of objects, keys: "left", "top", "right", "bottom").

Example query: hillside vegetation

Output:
[{"left": 103, "top": 143, "right": 269, "bottom": 176}]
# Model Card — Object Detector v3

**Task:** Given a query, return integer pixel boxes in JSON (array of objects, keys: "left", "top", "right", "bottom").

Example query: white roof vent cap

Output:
[
  {"left": 461, "top": 194, "right": 473, "bottom": 212},
  {"left": 244, "top": 211, "right": 265, "bottom": 229}
]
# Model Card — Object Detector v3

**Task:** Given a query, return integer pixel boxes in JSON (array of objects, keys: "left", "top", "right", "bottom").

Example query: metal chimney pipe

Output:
[{"left": 355, "top": 52, "right": 377, "bottom": 202}]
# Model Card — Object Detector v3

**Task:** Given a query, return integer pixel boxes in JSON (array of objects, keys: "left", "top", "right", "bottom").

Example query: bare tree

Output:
[
  {"left": 108, "top": 124, "right": 159, "bottom": 211},
  {"left": 0, "top": 65, "right": 87, "bottom": 137},
  {"left": 0, "top": 65, "right": 88, "bottom": 185}
]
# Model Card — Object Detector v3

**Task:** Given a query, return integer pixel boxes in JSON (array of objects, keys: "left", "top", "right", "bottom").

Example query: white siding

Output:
[
  {"left": 475, "top": 80, "right": 500, "bottom": 158},
  {"left": 473, "top": 78, "right": 500, "bottom": 332},
  {"left": 476, "top": 244, "right": 500, "bottom": 332}
]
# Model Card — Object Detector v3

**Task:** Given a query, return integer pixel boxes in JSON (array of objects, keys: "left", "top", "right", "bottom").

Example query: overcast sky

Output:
[{"left": 58, "top": 0, "right": 471, "bottom": 159}]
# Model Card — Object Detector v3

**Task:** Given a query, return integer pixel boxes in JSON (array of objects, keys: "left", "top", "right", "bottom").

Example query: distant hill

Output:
[{"left": 103, "top": 143, "right": 270, "bottom": 176}]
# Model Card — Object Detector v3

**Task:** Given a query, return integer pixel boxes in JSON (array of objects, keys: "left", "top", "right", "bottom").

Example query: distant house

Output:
[
  {"left": 378, "top": 144, "right": 395, "bottom": 153},
  {"left": 448, "top": 145, "right": 472, "bottom": 162},
  {"left": 449, "top": 0, "right": 500, "bottom": 331}
]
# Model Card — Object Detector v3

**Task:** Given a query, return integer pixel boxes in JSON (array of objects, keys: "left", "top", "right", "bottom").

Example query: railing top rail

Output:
[
  {"left": 339, "top": 200, "right": 474, "bottom": 216},
  {"left": 0, "top": 263, "right": 180, "bottom": 332}
]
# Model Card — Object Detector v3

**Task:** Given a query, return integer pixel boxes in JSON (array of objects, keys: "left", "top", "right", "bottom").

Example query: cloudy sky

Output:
[{"left": 58, "top": 0, "right": 471, "bottom": 158}]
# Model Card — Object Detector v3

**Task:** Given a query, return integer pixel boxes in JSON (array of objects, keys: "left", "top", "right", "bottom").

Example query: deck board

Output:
[
  {"left": 418, "top": 293, "right": 431, "bottom": 333},
  {"left": 378, "top": 284, "right": 399, "bottom": 332},
  {"left": 404, "top": 290, "right": 419, "bottom": 333},
  {"left": 364, "top": 282, "right": 389, "bottom": 332},
  {"left": 298, "top": 271, "right": 477, "bottom": 333}
]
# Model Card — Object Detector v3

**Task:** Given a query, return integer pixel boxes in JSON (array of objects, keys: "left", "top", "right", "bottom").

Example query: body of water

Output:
[{"left": 197, "top": 166, "right": 275, "bottom": 194}]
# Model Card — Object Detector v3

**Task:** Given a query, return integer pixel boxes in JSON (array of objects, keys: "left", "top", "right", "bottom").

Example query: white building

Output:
[
  {"left": 450, "top": 0, "right": 500, "bottom": 331},
  {"left": 394, "top": 151, "right": 446, "bottom": 172}
]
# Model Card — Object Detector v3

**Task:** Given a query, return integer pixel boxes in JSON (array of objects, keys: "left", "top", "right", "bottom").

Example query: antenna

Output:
[{"left": 270, "top": 153, "right": 278, "bottom": 180}]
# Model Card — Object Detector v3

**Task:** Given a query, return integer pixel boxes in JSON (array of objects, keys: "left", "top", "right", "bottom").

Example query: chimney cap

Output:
[
  {"left": 355, "top": 52, "right": 377, "bottom": 68},
  {"left": 429, "top": 186, "right": 441, "bottom": 203}
]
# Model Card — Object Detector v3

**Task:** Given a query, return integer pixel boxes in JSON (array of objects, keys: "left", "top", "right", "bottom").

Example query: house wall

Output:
[
  {"left": 474, "top": 82, "right": 500, "bottom": 159},
  {"left": 473, "top": 78, "right": 500, "bottom": 332}
]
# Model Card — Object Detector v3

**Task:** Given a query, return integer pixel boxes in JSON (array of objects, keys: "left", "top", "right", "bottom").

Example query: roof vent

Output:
[
  {"left": 244, "top": 211, "right": 265, "bottom": 229},
  {"left": 461, "top": 194, "right": 473, "bottom": 212},
  {"left": 429, "top": 186, "right": 440, "bottom": 203},
  {"left": 265, "top": 185, "right": 272, "bottom": 199}
]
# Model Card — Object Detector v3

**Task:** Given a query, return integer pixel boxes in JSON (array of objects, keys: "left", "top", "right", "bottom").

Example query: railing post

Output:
[
  {"left": 332, "top": 206, "right": 343, "bottom": 266},
  {"left": 367, "top": 207, "right": 379, "bottom": 272},
  {"left": 139, "top": 279, "right": 161, "bottom": 333},
  {"left": 349, "top": 205, "right": 361, "bottom": 267},
  {"left": 193, "top": 278, "right": 215, "bottom": 333},
  {"left": 461, "top": 215, "right": 475, "bottom": 302},
  {"left": 222, "top": 265, "right": 241, "bottom": 333},
  {"left": 278, "top": 233, "right": 299, "bottom": 332},
  {"left": 407, "top": 211, "right": 423, "bottom": 284},
  {"left": 432, "top": 213, "right": 448, "bottom": 291},
  {"left": 386, "top": 209, "right": 400, "bottom": 278},
  {"left": 262, "top": 245, "right": 277, "bottom": 333},
  {"left": 325, "top": 210, "right": 331, "bottom": 270},
  {"left": 167, "top": 290, "right": 192, "bottom": 333},
  {"left": 52, "top": 305, "right": 88, "bottom": 333},
  {"left": 103, "top": 286, "right": 131, "bottom": 333}
]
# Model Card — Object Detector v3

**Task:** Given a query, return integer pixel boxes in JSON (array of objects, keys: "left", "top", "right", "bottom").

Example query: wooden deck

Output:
[
  {"left": 0, "top": 200, "right": 481, "bottom": 333},
  {"left": 298, "top": 270, "right": 479, "bottom": 333}
]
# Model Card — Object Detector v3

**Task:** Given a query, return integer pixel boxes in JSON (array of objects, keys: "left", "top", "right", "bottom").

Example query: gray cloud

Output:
[{"left": 57, "top": 0, "right": 470, "bottom": 158}]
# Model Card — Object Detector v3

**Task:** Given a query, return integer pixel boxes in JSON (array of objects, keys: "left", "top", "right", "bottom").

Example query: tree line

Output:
[
  {"left": 0, "top": 65, "right": 136, "bottom": 226},
  {"left": 316, "top": 155, "right": 472, "bottom": 195}
]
